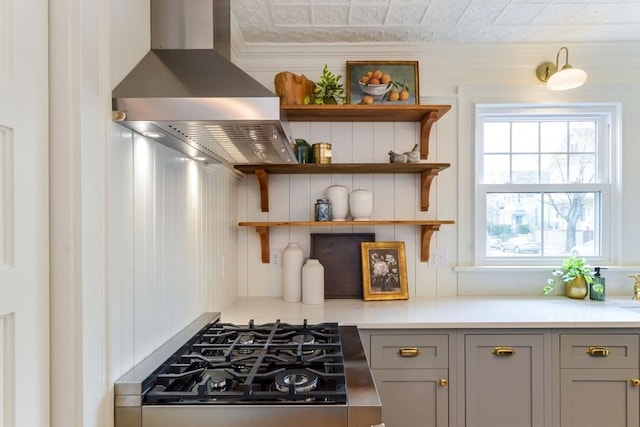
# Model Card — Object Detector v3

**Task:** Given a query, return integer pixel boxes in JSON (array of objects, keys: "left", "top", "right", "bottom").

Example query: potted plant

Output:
[
  {"left": 305, "top": 64, "right": 345, "bottom": 105},
  {"left": 543, "top": 256, "right": 595, "bottom": 299}
]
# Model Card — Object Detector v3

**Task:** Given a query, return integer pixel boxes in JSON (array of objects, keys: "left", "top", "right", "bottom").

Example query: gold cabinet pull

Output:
[
  {"left": 587, "top": 346, "right": 610, "bottom": 357},
  {"left": 439, "top": 378, "right": 448, "bottom": 387},
  {"left": 631, "top": 378, "right": 640, "bottom": 387},
  {"left": 398, "top": 347, "right": 421, "bottom": 357},
  {"left": 492, "top": 346, "right": 515, "bottom": 356}
]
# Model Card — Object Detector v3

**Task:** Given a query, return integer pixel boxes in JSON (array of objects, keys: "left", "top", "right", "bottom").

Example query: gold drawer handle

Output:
[
  {"left": 631, "top": 378, "right": 640, "bottom": 387},
  {"left": 439, "top": 378, "right": 448, "bottom": 387},
  {"left": 492, "top": 346, "right": 515, "bottom": 356},
  {"left": 587, "top": 346, "right": 610, "bottom": 357},
  {"left": 398, "top": 347, "right": 421, "bottom": 357}
]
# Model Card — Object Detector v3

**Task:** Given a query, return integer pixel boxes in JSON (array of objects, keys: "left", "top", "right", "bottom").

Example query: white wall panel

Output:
[
  {"left": 108, "top": 125, "right": 240, "bottom": 381},
  {"left": 0, "top": 126, "right": 13, "bottom": 267},
  {"left": 0, "top": 313, "right": 15, "bottom": 427}
]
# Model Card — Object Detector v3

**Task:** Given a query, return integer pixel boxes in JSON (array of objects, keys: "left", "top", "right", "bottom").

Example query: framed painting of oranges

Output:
[{"left": 346, "top": 61, "right": 419, "bottom": 105}]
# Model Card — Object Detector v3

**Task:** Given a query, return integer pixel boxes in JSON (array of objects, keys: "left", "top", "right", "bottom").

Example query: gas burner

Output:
[
  {"left": 208, "top": 371, "right": 230, "bottom": 390},
  {"left": 290, "top": 334, "right": 316, "bottom": 355},
  {"left": 290, "top": 334, "right": 315, "bottom": 346},
  {"left": 274, "top": 369, "right": 319, "bottom": 393},
  {"left": 236, "top": 333, "right": 255, "bottom": 354}
]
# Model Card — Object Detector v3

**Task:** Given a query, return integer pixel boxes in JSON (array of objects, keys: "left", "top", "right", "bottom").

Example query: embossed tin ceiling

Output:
[{"left": 232, "top": 0, "right": 640, "bottom": 43}]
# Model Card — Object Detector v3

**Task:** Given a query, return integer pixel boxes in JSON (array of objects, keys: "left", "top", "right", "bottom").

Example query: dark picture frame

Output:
[
  {"left": 360, "top": 241, "right": 409, "bottom": 301},
  {"left": 346, "top": 60, "right": 419, "bottom": 105}
]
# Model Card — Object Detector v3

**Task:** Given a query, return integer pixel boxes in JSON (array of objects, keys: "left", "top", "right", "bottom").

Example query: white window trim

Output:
[{"left": 457, "top": 85, "right": 624, "bottom": 271}]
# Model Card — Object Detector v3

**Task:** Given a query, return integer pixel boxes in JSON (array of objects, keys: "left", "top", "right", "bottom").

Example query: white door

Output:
[{"left": 0, "top": 1, "right": 50, "bottom": 426}]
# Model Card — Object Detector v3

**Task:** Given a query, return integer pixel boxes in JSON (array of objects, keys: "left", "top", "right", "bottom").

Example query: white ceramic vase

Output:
[
  {"left": 302, "top": 259, "right": 325, "bottom": 305},
  {"left": 349, "top": 187, "right": 373, "bottom": 221},
  {"left": 282, "top": 243, "right": 304, "bottom": 302},
  {"left": 324, "top": 183, "right": 349, "bottom": 221}
]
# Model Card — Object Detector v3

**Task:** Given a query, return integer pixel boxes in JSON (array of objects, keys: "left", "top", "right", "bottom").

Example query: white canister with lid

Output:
[
  {"left": 282, "top": 243, "right": 304, "bottom": 302},
  {"left": 349, "top": 187, "right": 373, "bottom": 221},
  {"left": 302, "top": 258, "right": 325, "bottom": 304},
  {"left": 324, "top": 183, "right": 349, "bottom": 221}
]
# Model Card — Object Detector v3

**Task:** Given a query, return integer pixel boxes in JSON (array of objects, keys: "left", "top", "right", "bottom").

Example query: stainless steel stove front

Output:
[{"left": 114, "top": 313, "right": 382, "bottom": 427}]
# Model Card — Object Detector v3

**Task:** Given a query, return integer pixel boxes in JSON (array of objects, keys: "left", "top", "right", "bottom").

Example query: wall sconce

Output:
[{"left": 535, "top": 46, "right": 587, "bottom": 90}]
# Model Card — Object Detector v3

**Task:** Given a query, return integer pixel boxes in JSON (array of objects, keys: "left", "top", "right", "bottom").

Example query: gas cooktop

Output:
[
  {"left": 144, "top": 319, "right": 347, "bottom": 404},
  {"left": 114, "top": 313, "right": 382, "bottom": 427}
]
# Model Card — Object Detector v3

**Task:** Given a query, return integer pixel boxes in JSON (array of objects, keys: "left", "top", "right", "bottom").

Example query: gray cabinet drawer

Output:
[
  {"left": 560, "top": 333, "right": 640, "bottom": 369},
  {"left": 370, "top": 334, "right": 448, "bottom": 369}
]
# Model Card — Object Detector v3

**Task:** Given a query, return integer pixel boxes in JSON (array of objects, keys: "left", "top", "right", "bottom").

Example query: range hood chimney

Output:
[{"left": 112, "top": 0, "right": 297, "bottom": 164}]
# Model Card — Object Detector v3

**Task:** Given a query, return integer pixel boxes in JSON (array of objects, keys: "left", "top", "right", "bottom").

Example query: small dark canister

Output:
[{"left": 314, "top": 198, "right": 332, "bottom": 221}]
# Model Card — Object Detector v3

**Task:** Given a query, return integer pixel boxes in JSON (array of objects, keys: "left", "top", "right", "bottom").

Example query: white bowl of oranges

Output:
[
  {"left": 358, "top": 70, "right": 392, "bottom": 96},
  {"left": 357, "top": 69, "right": 409, "bottom": 104}
]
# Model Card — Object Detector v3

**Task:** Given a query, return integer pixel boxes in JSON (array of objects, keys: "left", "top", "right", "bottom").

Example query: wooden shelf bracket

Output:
[
  {"left": 255, "top": 226, "right": 270, "bottom": 263},
  {"left": 420, "top": 169, "right": 441, "bottom": 211},
  {"left": 420, "top": 224, "right": 441, "bottom": 262},
  {"left": 420, "top": 111, "right": 441, "bottom": 160},
  {"left": 255, "top": 168, "right": 269, "bottom": 212}
]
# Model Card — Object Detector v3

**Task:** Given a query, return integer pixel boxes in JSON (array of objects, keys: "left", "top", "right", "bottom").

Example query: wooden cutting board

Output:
[{"left": 310, "top": 233, "right": 375, "bottom": 299}]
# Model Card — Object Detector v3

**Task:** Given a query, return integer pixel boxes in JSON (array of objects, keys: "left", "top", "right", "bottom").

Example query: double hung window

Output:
[{"left": 476, "top": 106, "right": 611, "bottom": 262}]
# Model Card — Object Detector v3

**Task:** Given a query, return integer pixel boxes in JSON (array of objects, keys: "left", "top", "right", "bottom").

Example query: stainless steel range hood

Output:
[{"left": 112, "top": 0, "right": 297, "bottom": 164}]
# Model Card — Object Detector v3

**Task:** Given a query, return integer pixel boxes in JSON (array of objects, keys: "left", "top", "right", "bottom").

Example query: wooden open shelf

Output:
[
  {"left": 237, "top": 104, "right": 454, "bottom": 264},
  {"left": 238, "top": 220, "right": 455, "bottom": 264},
  {"left": 281, "top": 104, "right": 451, "bottom": 160},
  {"left": 233, "top": 163, "right": 450, "bottom": 213}
]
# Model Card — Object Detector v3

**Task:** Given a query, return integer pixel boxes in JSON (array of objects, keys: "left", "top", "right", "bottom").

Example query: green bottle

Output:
[{"left": 590, "top": 267, "right": 606, "bottom": 301}]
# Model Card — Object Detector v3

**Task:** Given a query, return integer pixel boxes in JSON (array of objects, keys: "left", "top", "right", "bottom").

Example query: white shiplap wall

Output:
[
  {"left": 108, "top": 123, "right": 239, "bottom": 377},
  {"left": 236, "top": 117, "right": 458, "bottom": 298}
]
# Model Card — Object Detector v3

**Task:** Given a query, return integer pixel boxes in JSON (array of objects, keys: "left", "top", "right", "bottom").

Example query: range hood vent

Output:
[{"left": 112, "top": 0, "right": 297, "bottom": 164}]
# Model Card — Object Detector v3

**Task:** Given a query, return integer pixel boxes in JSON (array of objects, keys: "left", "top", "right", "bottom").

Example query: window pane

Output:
[
  {"left": 541, "top": 154, "right": 567, "bottom": 183},
  {"left": 512, "top": 122, "right": 539, "bottom": 153},
  {"left": 512, "top": 154, "right": 539, "bottom": 183},
  {"left": 542, "top": 192, "right": 599, "bottom": 256},
  {"left": 540, "top": 121, "right": 567, "bottom": 152},
  {"left": 569, "top": 121, "right": 596, "bottom": 152},
  {"left": 486, "top": 192, "right": 541, "bottom": 257},
  {"left": 483, "top": 154, "right": 510, "bottom": 183},
  {"left": 486, "top": 191, "right": 600, "bottom": 258},
  {"left": 484, "top": 122, "right": 510, "bottom": 153},
  {"left": 568, "top": 153, "right": 596, "bottom": 183}
]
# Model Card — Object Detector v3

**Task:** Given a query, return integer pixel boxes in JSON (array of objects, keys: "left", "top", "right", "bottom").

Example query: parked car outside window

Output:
[
  {"left": 500, "top": 237, "right": 541, "bottom": 254},
  {"left": 570, "top": 240, "right": 595, "bottom": 257}
]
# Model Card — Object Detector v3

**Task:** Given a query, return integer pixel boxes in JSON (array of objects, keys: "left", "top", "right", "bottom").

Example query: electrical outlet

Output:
[
  {"left": 430, "top": 250, "right": 440, "bottom": 267},
  {"left": 430, "top": 249, "right": 448, "bottom": 268},
  {"left": 270, "top": 249, "right": 282, "bottom": 268}
]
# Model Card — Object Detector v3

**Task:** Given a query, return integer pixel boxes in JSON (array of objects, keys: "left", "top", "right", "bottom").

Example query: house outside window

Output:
[{"left": 476, "top": 105, "right": 613, "bottom": 264}]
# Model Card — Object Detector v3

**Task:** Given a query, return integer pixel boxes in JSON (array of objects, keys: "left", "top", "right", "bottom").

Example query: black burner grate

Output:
[{"left": 144, "top": 320, "right": 347, "bottom": 405}]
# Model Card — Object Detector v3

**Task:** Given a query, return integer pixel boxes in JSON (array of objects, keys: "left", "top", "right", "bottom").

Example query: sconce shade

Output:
[
  {"left": 536, "top": 47, "right": 587, "bottom": 91},
  {"left": 547, "top": 66, "right": 588, "bottom": 91}
]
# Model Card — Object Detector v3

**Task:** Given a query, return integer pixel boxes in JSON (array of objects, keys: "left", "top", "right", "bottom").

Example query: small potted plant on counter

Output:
[{"left": 543, "top": 256, "right": 595, "bottom": 299}]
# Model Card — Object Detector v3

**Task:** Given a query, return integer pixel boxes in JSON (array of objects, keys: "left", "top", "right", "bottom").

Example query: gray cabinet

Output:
[
  {"left": 558, "top": 332, "right": 640, "bottom": 427},
  {"left": 360, "top": 328, "right": 640, "bottom": 427},
  {"left": 362, "top": 331, "right": 450, "bottom": 427},
  {"left": 462, "top": 334, "right": 549, "bottom": 427}
]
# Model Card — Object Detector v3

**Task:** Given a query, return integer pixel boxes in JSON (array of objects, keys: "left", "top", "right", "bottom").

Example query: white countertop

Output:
[{"left": 221, "top": 296, "right": 640, "bottom": 329}]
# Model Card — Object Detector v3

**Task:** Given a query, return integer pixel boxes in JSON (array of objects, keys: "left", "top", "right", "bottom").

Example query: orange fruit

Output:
[
  {"left": 381, "top": 74, "right": 391, "bottom": 84},
  {"left": 369, "top": 78, "right": 380, "bottom": 85},
  {"left": 372, "top": 70, "right": 383, "bottom": 79},
  {"left": 360, "top": 76, "right": 370, "bottom": 83},
  {"left": 388, "top": 91, "right": 399, "bottom": 102},
  {"left": 399, "top": 90, "right": 409, "bottom": 101},
  {"left": 362, "top": 95, "right": 374, "bottom": 105}
]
